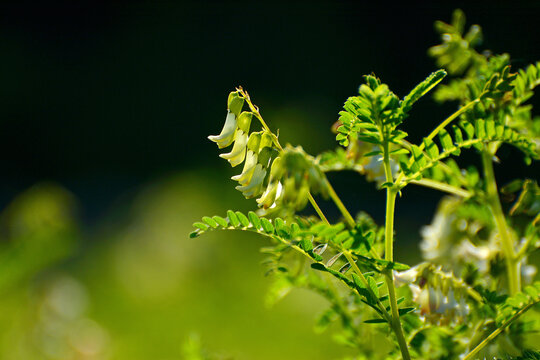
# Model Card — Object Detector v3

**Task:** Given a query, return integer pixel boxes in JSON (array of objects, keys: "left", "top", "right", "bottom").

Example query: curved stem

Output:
[
  {"left": 463, "top": 301, "right": 537, "bottom": 360},
  {"left": 481, "top": 150, "right": 520, "bottom": 295},
  {"left": 395, "top": 99, "right": 479, "bottom": 186},
  {"left": 409, "top": 179, "right": 472, "bottom": 198},
  {"left": 422, "top": 99, "right": 479, "bottom": 148}
]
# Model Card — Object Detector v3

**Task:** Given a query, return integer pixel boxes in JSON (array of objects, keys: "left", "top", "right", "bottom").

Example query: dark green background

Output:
[{"left": 1, "top": 0, "right": 539, "bottom": 221}]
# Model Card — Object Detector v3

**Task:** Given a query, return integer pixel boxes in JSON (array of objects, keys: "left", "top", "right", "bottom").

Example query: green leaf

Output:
[
  {"left": 248, "top": 211, "right": 261, "bottom": 230},
  {"left": 364, "top": 318, "right": 387, "bottom": 324},
  {"left": 423, "top": 138, "right": 439, "bottom": 159},
  {"left": 390, "top": 148, "right": 410, "bottom": 156},
  {"left": 212, "top": 216, "right": 228, "bottom": 227},
  {"left": 260, "top": 218, "right": 274, "bottom": 233},
  {"left": 398, "top": 307, "right": 416, "bottom": 316},
  {"left": 380, "top": 182, "right": 394, "bottom": 189},
  {"left": 439, "top": 129, "right": 454, "bottom": 152},
  {"left": 367, "top": 277, "right": 379, "bottom": 298},
  {"left": 475, "top": 119, "right": 486, "bottom": 139},
  {"left": 374, "top": 259, "right": 410, "bottom": 271},
  {"left": 193, "top": 222, "right": 209, "bottom": 231},
  {"left": 402, "top": 69, "right": 447, "bottom": 112},
  {"left": 300, "top": 238, "right": 314, "bottom": 252},
  {"left": 227, "top": 210, "right": 240, "bottom": 227},
  {"left": 236, "top": 211, "right": 250, "bottom": 227},
  {"left": 310, "top": 263, "right": 355, "bottom": 288},
  {"left": 462, "top": 122, "right": 475, "bottom": 140},
  {"left": 202, "top": 216, "right": 218, "bottom": 228},
  {"left": 364, "top": 150, "right": 383, "bottom": 157}
]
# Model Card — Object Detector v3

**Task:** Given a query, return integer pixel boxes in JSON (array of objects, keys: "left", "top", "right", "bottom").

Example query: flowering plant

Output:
[{"left": 192, "top": 10, "right": 540, "bottom": 359}]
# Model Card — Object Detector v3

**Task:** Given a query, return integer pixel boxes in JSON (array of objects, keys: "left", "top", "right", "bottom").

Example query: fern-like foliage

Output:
[
  {"left": 430, "top": 9, "right": 540, "bottom": 165},
  {"left": 191, "top": 211, "right": 407, "bottom": 273},
  {"left": 496, "top": 282, "right": 540, "bottom": 328},
  {"left": 192, "top": 211, "right": 414, "bottom": 328},
  {"left": 195, "top": 9, "right": 540, "bottom": 360},
  {"left": 428, "top": 9, "right": 484, "bottom": 75},
  {"left": 336, "top": 71, "right": 446, "bottom": 149},
  {"left": 398, "top": 119, "right": 539, "bottom": 188}
]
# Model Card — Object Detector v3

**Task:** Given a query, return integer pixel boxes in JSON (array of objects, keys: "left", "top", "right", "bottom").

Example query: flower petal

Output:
[
  {"left": 208, "top": 111, "right": 237, "bottom": 149},
  {"left": 236, "top": 164, "right": 267, "bottom": 198},
  {"left": 219, "top": 130, "right": 248, "bottom": 167},
  {"left": 231, "top": 150, "right": 258, "bottom": 185}
]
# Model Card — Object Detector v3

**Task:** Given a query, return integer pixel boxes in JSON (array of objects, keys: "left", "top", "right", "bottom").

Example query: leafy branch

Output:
[{"left": 463, "top": 283, "right": 540, "bottom": 360}]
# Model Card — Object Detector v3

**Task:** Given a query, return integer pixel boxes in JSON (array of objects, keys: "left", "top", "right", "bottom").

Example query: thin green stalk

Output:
[
  {"left": 342, "top": 251, "right": 392, "bottom": 323},
  {"left": 308, "top": 192, "right": 329, "bottom": 225},
  {"left": 481, "top": 150, "right": 521, "bottom": 295},
  {"left": 395, "top": 99, "right": 479, "bottom": 186},
  {"left": 421, "top": 99, "right": 479, "bottom": 148},
  {"left": 325, "top": 178, "right": 356, "bottom": 228},
  {"left": 463, "top": 302, "right": 538, "bottom": 360},
  {"left": 516, "top": 232, "right": 536, "bottom": 260},
  {"left": 381, "top": 141, "right": 411, "bottom": 360},
  {"left": 409, "top": 179, "right": 472, "bottom": 198},
  {"left": 385, "top": 272, "right": 411, "bottom": 360},
  {"left": 323, "top": 174, "right": 382, "bottom": 260}
]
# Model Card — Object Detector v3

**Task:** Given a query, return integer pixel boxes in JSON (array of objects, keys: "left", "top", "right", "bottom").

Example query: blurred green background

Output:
[{"left": 0, "top": 1, "right": 539, "bottom": 359}]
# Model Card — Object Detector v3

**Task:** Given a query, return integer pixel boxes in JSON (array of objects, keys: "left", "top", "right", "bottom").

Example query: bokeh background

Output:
[{"left": 0, "top": 1, "right": 539, "bottom": 359}]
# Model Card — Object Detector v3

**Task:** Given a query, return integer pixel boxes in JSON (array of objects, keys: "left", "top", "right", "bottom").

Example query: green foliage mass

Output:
[{"left": 196, "top": 9, "right": 540, "bottom": 360}]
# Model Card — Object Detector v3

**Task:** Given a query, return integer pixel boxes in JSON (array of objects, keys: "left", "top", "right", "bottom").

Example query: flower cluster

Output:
[
  {"left": 395, "top": 264, "right": 472, "bottom": 325},
  {"left": 209, "top": 91, "right": 327, "bottom": 215}
]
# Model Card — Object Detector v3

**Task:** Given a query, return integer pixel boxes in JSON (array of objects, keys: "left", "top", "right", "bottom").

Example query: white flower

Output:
[
  {"left": 235, "top": 165, "right": 267, "bottom": 198},
  {"left": 219, "top": 130, "right": 248, "bottom": 167},
  {"left": 420, "top": 206, "right": 454, "bottom": 261},
  {"left": 208, "top": 111, "right": 237, "bottom": 148},
  {"left": 231, "top": 150, "right": 258, "bottom": 185},
  {"left": 455, "top": 239, "right": 492, "bottom": 273},
  {"left": 394, "top": 266, "right": 419, "bottom": 287}
]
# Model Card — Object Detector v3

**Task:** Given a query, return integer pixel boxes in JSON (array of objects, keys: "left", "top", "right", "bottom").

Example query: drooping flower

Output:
[
  {"left": 208, "top": 111, "right": 237, "bottom": 149},
  {"left": 219, "top": 130, "right": 248, "bottom": 167}
]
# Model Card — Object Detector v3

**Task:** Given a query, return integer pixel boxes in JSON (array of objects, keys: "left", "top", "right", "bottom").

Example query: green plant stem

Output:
[
  {"left": 385, "top": 272, "right": 411, "bottom": 360},
  {"left": 481, "top": 149, "right": 521, "bottom": 295},
  {"left": 409, "top": 179, "right": 472, "bottom": 198},
  {"left": 395, "top": 99, "right": 479, "bottom": 186},
  {"left": 516, "top": 231, "right": 536, "bottom": 260},
  {"left": 324, "top": 178, "right": 356, "bottom": 228},
  {"left": 462, "top": 302, "right": 537, "bottom": 360},
  {"left": 422, "top": 99, "right": 479, "bottom": 148},
  {"left": 322, "top": 175, "right": 382, "bottom": 260},
  {"left": 342, "top": 251, "right": 392, "bottom": 323},
  {"left": 308, "top": 192, "right": 329, "bottom": 225},
  {"left": 381, "top": 141, "right": 411, "bottom": 360}
]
